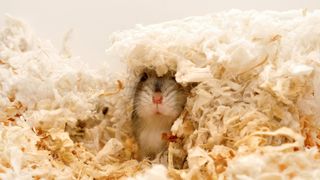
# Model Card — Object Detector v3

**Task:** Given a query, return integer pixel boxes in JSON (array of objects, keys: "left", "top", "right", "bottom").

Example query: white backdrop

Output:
[{"left": 0, "top": 0, "right": 319, "bottom": 71}]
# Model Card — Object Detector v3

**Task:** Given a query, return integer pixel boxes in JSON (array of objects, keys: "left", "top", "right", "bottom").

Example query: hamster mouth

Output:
[
  {"left": 155, "top": 111, "right": 161, "bottom": 115},
  {"left": 153, "top": 105, "right": 162, "bottom": 115},
  {"left": 153, "top": 104, "right": 164, "bottom": 116}
]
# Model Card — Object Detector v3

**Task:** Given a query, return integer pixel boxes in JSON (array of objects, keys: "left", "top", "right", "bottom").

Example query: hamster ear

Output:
[{"left": 140, "top": 72, "right": 148, "bottom": 82}]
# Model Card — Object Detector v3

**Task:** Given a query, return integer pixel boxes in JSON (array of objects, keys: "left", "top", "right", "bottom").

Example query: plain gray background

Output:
[{"left": 1, "top": 0, "right": 319, "bottom": 71}]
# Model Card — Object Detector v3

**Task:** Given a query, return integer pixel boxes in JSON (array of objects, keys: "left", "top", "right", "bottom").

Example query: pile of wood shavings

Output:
[
  {"left": 1, "top": 9, "right": 320, "bottom": 179},
  {"left": 0, "top": 16, "right": 149, "bottom": 179},
  {"left": 108, "top": 9, "right": 320, "bottom": 179}
]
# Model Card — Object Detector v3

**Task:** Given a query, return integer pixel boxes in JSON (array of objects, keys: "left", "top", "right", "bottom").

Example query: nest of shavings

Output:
[{"left": 2, "top": 9, "right": 320, "bottom": 179}]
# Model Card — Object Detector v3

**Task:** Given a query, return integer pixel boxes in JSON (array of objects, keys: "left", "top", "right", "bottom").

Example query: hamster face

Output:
[{"left": 134, "top": 71, "right": 187, "bottom": 123}]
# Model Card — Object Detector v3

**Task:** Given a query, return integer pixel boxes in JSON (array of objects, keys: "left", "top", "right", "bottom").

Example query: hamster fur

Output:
[{"left": 132, "top": 70, "right": 187, "bottom": 160}]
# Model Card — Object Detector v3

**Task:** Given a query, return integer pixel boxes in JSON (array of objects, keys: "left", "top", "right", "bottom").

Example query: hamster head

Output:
[{"left": 133, "top": 71, "right": 187, "bottom": 122}]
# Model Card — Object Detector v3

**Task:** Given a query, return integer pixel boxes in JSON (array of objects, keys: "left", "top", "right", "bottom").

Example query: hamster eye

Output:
[
  {"left": 140, "top": 72, "right": 148, "bottom": 82},
  {"left": 102, "top": 107, "right": 109, "bottom": 115}
]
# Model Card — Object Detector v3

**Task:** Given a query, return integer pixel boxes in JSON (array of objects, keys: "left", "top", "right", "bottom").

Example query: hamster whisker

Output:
[
  {"left": 163, "top": 86, "right": 176, "bottom": 96},
  {"left": 165, "top": 91, "right": 177, "bottom": 102},
  {"left": 143, "top": 87, "right": 153, "bottom": 95}
]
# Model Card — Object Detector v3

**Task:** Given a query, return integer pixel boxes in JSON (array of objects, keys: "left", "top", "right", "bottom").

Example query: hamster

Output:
[{"left": 132, "top": 70, "right": 187, "bottom": 160}]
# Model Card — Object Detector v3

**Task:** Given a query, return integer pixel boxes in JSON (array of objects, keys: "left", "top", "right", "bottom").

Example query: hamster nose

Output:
[{"left": 152, "top": 92, "right": 163, "bottom": 104}]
